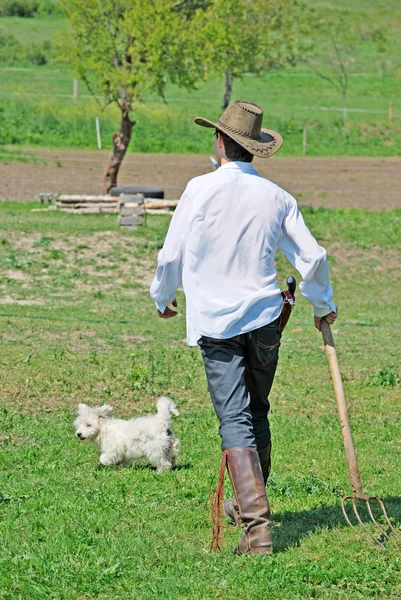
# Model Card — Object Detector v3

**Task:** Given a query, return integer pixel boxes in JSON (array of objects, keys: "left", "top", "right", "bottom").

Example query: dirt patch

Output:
[
  {"left": 2, "top": 148, "right": 401, "bottom": 210},
  {"left": 122, "top": 334, "right": 148, "bottom": 343},
  {"left": 4, "top": 270, "right": 31, "bottom": 281},
  {"left": 0, "top": 231, "right": 149, "bottom": 306}
]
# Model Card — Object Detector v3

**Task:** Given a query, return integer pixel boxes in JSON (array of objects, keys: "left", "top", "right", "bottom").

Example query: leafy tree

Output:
[
  {"left": 194, "top": 0, "right": 313, "bottom": 109},
  {"left": 58, "top": 0, "right": 204, "bottom": 192}
]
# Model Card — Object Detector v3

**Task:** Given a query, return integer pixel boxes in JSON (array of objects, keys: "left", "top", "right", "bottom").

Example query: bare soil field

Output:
[{"left": 2, "top": 148, "right": 401, "bottom": 210}]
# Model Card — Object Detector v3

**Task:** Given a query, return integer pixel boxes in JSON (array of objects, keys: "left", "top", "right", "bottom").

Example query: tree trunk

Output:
[
  {"left": 221, "top": 68, "right": 233, "bottom": 110},
  {"left": 103, "top": 103, "right": 135, "bottom": 194},
  {"left": 342, "top": 93, "right": 347, "bottom": 122}
]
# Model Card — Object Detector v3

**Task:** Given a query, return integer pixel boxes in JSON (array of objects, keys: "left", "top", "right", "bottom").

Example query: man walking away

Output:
[{"left": 150, "top": 100, "right": 337, "bottom": 554}]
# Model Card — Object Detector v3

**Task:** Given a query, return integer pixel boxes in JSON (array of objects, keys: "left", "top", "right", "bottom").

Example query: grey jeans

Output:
[{"left": 198, "top": 317, "right": 281, "bottom": 451}]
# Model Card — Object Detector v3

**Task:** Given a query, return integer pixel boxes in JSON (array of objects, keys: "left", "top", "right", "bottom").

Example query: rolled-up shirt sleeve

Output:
[
  {"left": 278, "top": 192, "right": 336, "bottom": 317},
  {"left": 150, "top": 190, "right": 193, "bottom": 313}
]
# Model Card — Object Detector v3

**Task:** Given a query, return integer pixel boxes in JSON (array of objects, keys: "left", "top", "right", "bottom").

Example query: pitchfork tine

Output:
[
  {"left": 365, "top": 498, "right": 399, "bottom": 548},
  {"left": 341, "top": 497, "right": 384, "bottom": 547},
  {"left": 376, "top": 498, "right": 401, "bottom": 543},
  {"left": 321, "top": 320, "right": 401, "bottom": 547}
]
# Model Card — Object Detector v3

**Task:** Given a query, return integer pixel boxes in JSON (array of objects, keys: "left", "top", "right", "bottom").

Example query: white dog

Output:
[{"left": 74, "top": 397, "right": 180, "bottom": 472}]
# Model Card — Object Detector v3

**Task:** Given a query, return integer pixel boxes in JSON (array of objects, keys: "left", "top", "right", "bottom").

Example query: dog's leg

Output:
[
  {"left": 99, "top": 437, "right": 123, "bottom": 466},
  {"left": 100, "top": 452, "right": 118, "bottom": 466},
  {"left": 156, "top": 459, "right": 173, "bottom": 474},
  {"left": 148, "top": 448, "right": 172, "bottom": 473},
  {"left": 170, "top": 436, "right": 180, "bottom": 465}
]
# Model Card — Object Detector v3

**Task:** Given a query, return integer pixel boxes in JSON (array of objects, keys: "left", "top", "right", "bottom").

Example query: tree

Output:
[
  {"left": 312, "top": 17, "right": 357, "bottom": 122},
  {"left": 193, "top": 0, "right": 313, "bottom": 109},
  {"left": 58, "top": 0, "right": 204, "bottom": 192}
]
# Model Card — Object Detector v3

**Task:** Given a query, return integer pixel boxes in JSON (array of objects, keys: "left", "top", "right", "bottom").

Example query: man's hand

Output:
[
  {"left": 314, "top": 308, "right": 338, "bottom": 331},
  {"left": 157, "top": 298, "right": 178, "bottom": 319}
]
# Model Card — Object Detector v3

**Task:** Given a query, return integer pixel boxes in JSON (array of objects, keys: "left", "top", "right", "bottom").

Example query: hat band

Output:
[
  {"left": 236, "top": 137, "right": 277, "bottom": 154},
  {"left": 217, "top": 119, "right": 262, "bottom": 141}
]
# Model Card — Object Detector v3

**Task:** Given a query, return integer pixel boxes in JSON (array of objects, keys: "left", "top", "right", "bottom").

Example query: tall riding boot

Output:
[
  {"left": 224, "top": 442, "right": 271, "bottom": 524},
  {"left": 226, "top": 447, "right": 272, "bottom": 554}
]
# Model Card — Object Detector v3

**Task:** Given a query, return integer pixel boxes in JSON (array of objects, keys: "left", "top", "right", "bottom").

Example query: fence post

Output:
[
  {"left": 302, "top": 125, "right": 307, "bottom": 157},
  {"left": 73, "top": 79, "right": 78, "bottom": 104},
  {"left": 388, "top": 100, "right": 393, "bottom": 125},
  {"left": 95, "top": 117, "right": 102, "bottom": 149}
]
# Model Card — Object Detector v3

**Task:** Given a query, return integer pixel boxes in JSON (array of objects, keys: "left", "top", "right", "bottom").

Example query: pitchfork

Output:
[{"left": 321, "top": 319, "right": 401, "bottom": 548}]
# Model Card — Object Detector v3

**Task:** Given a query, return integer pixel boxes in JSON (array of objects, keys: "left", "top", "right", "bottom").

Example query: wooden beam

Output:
[
  {"left": 58, "top": 195, "right": 116, "bottom": 203},
  {"left": 57, "top": 202, "right": 118, "bottom": 209},
  {"left": 143, "top": 199, "right": 178, "bottom": 209},
  {"left": 59, "top": 207, "right": 118, "bottom": 214}
]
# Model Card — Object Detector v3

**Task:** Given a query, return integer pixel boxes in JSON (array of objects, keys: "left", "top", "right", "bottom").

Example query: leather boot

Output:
[
  {"left": 224, "top": 442, "right": 271, "bottom": 525},
  {"left": 226, "top": 447, "right": 272, "bottom": 554}
]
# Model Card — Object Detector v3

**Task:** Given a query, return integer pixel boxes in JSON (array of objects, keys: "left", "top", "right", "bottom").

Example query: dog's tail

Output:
[{"left": 157, "top": 396, "right": 179, "bottom": 421}]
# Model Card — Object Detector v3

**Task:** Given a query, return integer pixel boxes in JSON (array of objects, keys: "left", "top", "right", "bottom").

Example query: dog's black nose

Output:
[{"left": 77, "top": 433, "right": 82, "bottom": 438}]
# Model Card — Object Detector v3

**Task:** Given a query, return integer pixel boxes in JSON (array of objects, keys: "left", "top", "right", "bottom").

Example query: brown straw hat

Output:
[{"left": 194, "top": 100, "right": 282, "bottom": 158}]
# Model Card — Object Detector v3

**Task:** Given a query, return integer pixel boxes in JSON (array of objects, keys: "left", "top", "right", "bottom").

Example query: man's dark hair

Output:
[{"left": 216, "top": 130, "right": 253, "bottom": 163}]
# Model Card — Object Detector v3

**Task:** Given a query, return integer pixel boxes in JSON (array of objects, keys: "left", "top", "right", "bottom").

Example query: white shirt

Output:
[{"left": 150, "top": 161, "right": 336, "bottom": 346}]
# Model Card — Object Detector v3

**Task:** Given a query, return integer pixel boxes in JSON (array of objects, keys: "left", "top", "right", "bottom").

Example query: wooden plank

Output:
[
  {"left": 119, "top": 205, "right": 144, "bottom": 216},
  {"left": 58, "top": 195, "right": 116, "bottom": 203},
  {"left": 119, "top": 193, "right": 145, "bottom": 205},
  {"left": 145, "top": 208, "right": 173, "bottom": 215},
  {"left": 31, "top": 207, "right": 57, "bottom": 212},
  {"left": 57, "top": 202, "right": 118, "bottom": 209},
  {"left": 59, "top": 207, "right": 118, "bottom": 214},
  {"left": 58, "top": 196, "right": 177, "bottom": 208},
  {"left": 143, "top": 199, "right": 179, "bottom": 209},
  {"left": 119, "top": 214, "right": 143, "bottom": 226}
]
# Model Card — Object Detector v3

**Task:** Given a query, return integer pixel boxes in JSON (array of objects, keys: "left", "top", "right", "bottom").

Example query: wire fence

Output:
[
  {"left": 1, "top": 88, "right": 400, "bottom": 120},
  {"left": 1, "top": 68, "right": 400, "bottom": 109}
]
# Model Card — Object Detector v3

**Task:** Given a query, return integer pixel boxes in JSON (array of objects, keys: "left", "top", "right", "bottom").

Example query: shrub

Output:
[
  {"left": 0, "top": 0, "right": 62, "bottom": 16},
  {"left": 369, "top": 366, "right": 401, "bottom": 387},
  {"left": 37, "top": 0, "right": 63, "bottom": 16},
  {"left": 0, "top": 27, "right": 22, "bottom": 64},
  {"left": 0, "top": 27, "right": 51, "bottom": 65},
  {"left": 25, "top": 40, "right": 52, "bottom": 65},
  {"left": 0, "top": 0, "right": 39, "bottom": 17}
]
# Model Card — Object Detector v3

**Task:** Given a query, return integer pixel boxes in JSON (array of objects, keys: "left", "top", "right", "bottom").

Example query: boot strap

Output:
[{"left": 210, "top": 450, "right": 227, "bottom": 552}]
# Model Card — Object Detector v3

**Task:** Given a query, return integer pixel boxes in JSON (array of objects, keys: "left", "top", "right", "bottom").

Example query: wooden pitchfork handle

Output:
[{"left": 320, "top": 319, "right": 367, "bottom": 499}]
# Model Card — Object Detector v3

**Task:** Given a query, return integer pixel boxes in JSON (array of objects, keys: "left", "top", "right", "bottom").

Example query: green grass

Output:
[
  {"left": 0, "top": 1, "right": 401, "bottom": 156},
  {"left": 0, "top": 201, "right": 401, "bottom": 599},
  {"left": 0, "top": 15, "right": 67, "bottom": 43},
  {"left": 1, "top": 76, "right": 401, "bottom": 156}
]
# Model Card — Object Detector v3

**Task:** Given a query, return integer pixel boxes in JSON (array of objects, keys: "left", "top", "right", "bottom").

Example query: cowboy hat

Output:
[{"left": 194, "top": 100, "right": 282, "bottom": 158}]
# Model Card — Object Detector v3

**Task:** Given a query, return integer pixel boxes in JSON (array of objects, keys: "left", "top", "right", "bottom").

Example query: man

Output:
[{"left": 150, "top": 100, "right": 337, "bottom": 554}]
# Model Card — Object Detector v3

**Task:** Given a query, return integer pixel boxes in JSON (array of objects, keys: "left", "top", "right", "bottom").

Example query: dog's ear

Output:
[
  {"left": 96, "top": 404, "right": 113, "bottom": 418},
  {"left": 77, "top": 403, "right": 88, "bottom": 414}
]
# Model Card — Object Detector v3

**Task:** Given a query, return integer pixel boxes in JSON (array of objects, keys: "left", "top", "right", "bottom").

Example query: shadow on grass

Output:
[
  {"left": 271, "top": 496, "right": 401, "bottom": 552},
  {"left": 93, "top": 461, "right": 192, "bottom": 471},
  {"left": 129, "top": 461, "right": 192, "bottom": 472},
  {"left": 172, "top": 462, "right": 192, "bottom": 471}
]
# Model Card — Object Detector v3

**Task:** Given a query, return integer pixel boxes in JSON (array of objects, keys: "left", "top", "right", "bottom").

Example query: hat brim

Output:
[{"left": 194, "top": 116, "right": 282, "bottom": 158}]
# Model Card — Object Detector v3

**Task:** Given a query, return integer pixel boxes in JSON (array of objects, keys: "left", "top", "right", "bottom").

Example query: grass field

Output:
[
  {"left": 0, "top": 15, "right": 67, "bottom": 43},
  {"left": 1, "top": 202, "right": 401, "bottom": 599},
  {"left": 1, "top": 0, "right": 401, "bottom": 156}
]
